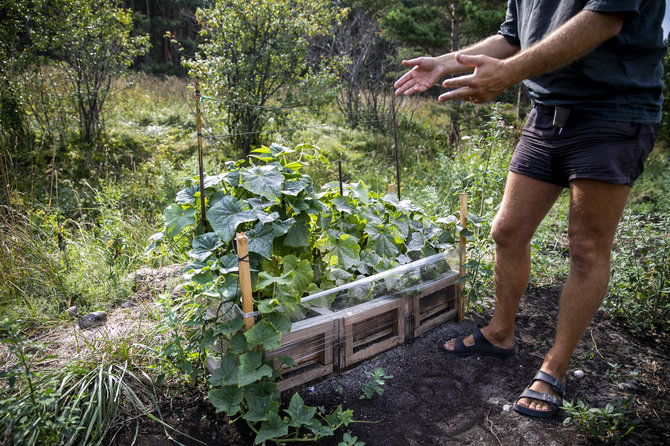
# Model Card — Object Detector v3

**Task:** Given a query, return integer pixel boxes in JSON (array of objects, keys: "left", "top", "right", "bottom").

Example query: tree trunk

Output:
[{"left": 450, "top": 3, "right": 459, "bottom": 52}]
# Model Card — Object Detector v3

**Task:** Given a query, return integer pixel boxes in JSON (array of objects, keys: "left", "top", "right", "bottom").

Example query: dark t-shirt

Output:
[{"left": 499, "top": 0, "right": 666, "bottom": 123}]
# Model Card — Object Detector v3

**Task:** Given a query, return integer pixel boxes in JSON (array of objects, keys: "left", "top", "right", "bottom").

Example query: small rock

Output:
[
  {"left": 120, "top": 300, "right": 136, "bottom": 308},
  {"left": 503, "top": 404, "right": 512, "bottom": 413},
  {"left": 307, "top": 387, "right": 315, "bottom": 392},
  {"left": 573, "top": 369, "right": 585, "bottom": 379},
  {"left": 65, "top": 306, "right": 78, "bottom": 318},
  {"left": 78, "top": 311, "right": 108, "bottom": 329}
]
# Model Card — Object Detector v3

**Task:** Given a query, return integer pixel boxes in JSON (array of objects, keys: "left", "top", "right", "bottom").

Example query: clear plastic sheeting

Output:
[{"left": 242, "top": 249, "right": 457, "bottom": 319}]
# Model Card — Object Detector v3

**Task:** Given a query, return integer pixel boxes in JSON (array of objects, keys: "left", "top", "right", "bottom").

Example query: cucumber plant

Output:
[{"left": 148, "top": 143, "right": 456, "bottom": 443}]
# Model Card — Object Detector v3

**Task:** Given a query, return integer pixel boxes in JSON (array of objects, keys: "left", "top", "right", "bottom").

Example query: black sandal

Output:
[
  {"left": 513, "top": 370, "right": 566, "bottom": 418},
  {"left": 443, "top": 328, "right": 515, "bottom": 358}
]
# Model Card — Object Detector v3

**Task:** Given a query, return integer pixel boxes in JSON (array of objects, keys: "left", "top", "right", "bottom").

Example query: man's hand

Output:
[
  {"left": 394, "top": 57, "right": 445, "bottom": 96},
  {"left": 438, "top": 53, "right": 512, "bottom": 104}
]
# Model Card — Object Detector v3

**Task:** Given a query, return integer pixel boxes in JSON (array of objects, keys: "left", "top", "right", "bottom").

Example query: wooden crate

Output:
[
  {"left": 340, "top": 296, "right": 405, "bottom": 368},
  {"left": 411, "top": 271, "right": 459, "bottom": 338},
  {"left": 266, "top": 309, "right": 341, "bottom": 392}
]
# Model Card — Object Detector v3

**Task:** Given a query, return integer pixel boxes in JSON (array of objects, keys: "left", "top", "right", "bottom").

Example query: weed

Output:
[
  {"left": 339, "top": 432, "right": 365, "bottom": 446},
  {"left": 360, "top": 367, "right": 393, "bottom": 400},
  {"left": 562, "top": 398, "right": 640, "bottom": 444},
  {"left": 606, "top": 211, "right": 670, "bottom": 333},
  {"left": 0, "top": 317, "right": 165, "bottom": 445}
]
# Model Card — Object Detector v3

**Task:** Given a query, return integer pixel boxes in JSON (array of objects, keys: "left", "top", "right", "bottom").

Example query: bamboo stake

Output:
[
  {"left": 458, "top": 193, "right": 468, "bottom": 321},
  {"left": 236, "top": 232, "right": 255, "bottom": 330},
  {"left": 195, "top": 77, "right": 206, "bottom": 223}
]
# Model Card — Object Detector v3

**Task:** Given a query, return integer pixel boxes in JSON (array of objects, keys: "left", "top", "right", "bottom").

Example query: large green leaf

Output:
[
  {"left": 238, "top": 352, "right": 274, "bottom": 387},
  {"left": 349, "top": 181, "right": 369, "bottom": 204},
  {"left": 282, "top": 178, "right": 310, "bottom": 196},
  {"left": 331, "top": 196, "right": 355, "bottom": 214},
  {"left": 272, "top": 217, "right": 294, "bottom": 237},
  {"left": 266, "top": 312, "right": 292, "bottom": 334},
  {"left": 190, "top": 232, "right": 223, "bottom": 261},
  {"left": 256, "top": 271, "right": 293, "bottom": 290},
  {"left": 326, "top": 233, "right": 360, "bottom": 270},
  {"left": 243, "top": 388, "right": 279, "bottom": 423},
  {"left": 286, "top": 393, "right": 316, "bottom": 428},
  {"left": 283, "top": 255, "right": 314, "bottom": 295},
  {"left": 207, "top": 195, "right": 257, "bottom": 243},
  {"left": 203, "top": 173, "right": 226, "bottom": 189},
  {"left": 406, "top": 231, "right": 427, "bottom": 254},
  {"left": 208, "top": 385, "right": 243, "bottom": 415},
  {"left": 228, "top": 332, "right": 248, "bottom": 354},
  {"left": 254, "top": 411, "right": 288, "bottom": 444},
  {"left": 284, "top": 212, "right": 311, "bottom": 247},
  {"left": 175, "top": 185, "right": 200, "bottom": 204},
  {"left": 245, "top": 320, "right": 282, "bottom": 350},
  {"left": 164, "top": 203, "right": 197, "bottom": 238},
  {"left": 208, "top": 353, "right": 239, "bottom": 386},
  {"left": 366, "top": 223, "right": 401, "bottom": 258},
  {"left": 247, "top": 222, "right": 275, "bottom": 259},
  {"left": 240, "top": 165, "right": 284, "bottom": 201}
]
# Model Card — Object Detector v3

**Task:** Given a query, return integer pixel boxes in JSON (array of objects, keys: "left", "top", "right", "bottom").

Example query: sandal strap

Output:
[
  {"left": 517, "top": 388, "right": 561, "bottom": 409},
  {"left": 532, "top": 370, "right": 566, "bottom": 397}
]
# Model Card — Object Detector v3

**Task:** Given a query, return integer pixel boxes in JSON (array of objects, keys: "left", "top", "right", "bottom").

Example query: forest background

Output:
[{"left": 1, "top": 1, "right": 669, "bottom": 445}]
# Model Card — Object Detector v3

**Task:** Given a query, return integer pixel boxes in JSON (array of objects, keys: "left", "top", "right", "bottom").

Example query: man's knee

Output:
[
  {"left": 568, "top": 233, "right": 609, "bottom": 270},
  {"left": 491, "top": 216, "right": 530, "bottom": 249}
]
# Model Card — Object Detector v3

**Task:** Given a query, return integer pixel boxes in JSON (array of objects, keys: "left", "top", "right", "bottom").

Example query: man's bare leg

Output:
[
  {"left": 444, "top": 172, "right": 562, "bottom": 351},
  {"left": 516, "top": 179, "right": 631, "bottom": 412}
]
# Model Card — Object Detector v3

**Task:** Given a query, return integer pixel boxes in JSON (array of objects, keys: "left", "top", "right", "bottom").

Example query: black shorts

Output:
[{"left": 509, "top": 105, "right": 658, "bottom": 188}]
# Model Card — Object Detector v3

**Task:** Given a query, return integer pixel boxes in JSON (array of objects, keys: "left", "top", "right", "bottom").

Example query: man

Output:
[{"left": 394, "top": 1, "right": 665, "bottom": 418}]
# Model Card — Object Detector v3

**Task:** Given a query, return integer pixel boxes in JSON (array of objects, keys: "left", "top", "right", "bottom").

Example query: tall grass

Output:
[
  {"left": 0, "top": 179, "right": 164, "bottom": 326},
  {"left": 0, "top": 318, "right": 181, "bottom": 446}
]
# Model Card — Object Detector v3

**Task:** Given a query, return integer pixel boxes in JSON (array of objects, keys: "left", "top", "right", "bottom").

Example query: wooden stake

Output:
[
  {"left": 195, "top": 77, "right": 206, "bottom": 223},
  {"left": 458, "top": 193, "right": 468, "bottom": 322},
  {"left": 236, "top": 232, "right": 255, "bottom": 330}
]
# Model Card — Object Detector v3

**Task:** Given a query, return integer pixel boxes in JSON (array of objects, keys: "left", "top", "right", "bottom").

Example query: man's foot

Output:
[
  {"left": 513, "top": 370, "right": 566, "bottom": 418},
  {"left": 442, "top": 328, "right": 515, "bottom": 358}
]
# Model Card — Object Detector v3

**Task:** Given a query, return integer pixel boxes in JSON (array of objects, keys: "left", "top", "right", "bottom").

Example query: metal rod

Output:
[
  {"left": 338, "top": 160, "right": 343, "bottom": 196},
  {"left": 391, "top": 92, "right": 401, "bottom": 200},
  {"left": 195, "top": 77, "right": 206, "bottom": 223}
]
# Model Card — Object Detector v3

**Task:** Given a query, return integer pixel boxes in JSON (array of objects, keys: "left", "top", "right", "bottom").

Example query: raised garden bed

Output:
[{"left": 206, "top": 252, "right": 458, "bottom": 392}]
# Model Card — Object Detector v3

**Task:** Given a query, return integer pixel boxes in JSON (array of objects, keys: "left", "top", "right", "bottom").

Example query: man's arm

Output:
[
  {"left": 394, "top": 35, "right": 519, "bottom": 96},
  {"left": 439, "top": 10, "right": 624, "bottom": 103}
]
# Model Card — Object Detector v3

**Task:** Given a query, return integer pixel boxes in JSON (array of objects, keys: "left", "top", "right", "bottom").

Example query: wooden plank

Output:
[
  {"left": 413, "top": 271, "right": 459, "bottom": 299},
  {"left": 413, "top": 282, "right": 458, "bottom": 337},
  {"left": 341, "top": 297, "right": 405, "bottom": 367},
  {"left": 266, "top": 313, "right": 340, "bottom": 391}
]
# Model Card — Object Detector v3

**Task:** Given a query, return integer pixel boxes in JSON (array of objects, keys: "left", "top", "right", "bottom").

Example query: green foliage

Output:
[
  {"left": 189, "top": 0, "right": 343, "bottom": 154},
  {"left": 148, "top": 143, "right": 454, "bottom": 443},
  {"left": 339, "top": 432, "right": 366, "bottom": 446},
  {"left": 0, "top": 179, "right": 159, "bottom": 325},
  {"left": 381, "top": 2, "right": 449, "bottom": 55},
  {"left": 50, "top": 0, "right": 149, "bottom": 144},
  {"left": 605, "top": 211, "right": 670, "bottom": 333},
  {"left": 407, "top": 105, "right": 515, "bottom": 310},
  {"left": 0, "top": 318, "right": 166, "bottom": 446},
  {"left": 562, "top": 398, "right": 640, "bottom": 444},
  {"left": 359, "top": 367, "right": 393, "bottom": 399}
]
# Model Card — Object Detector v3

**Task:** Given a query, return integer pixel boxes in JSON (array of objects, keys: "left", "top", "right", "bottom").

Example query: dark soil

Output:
[{"left": 110, "top": 284, "right": 670, "bottom": 445}]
